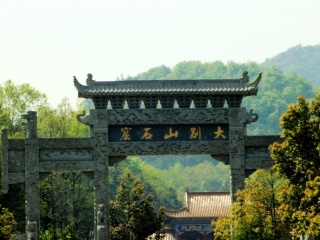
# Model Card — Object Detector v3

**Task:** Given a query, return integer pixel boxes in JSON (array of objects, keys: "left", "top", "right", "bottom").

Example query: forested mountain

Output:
[{"left": 262, "top": 44, "right": 320, "bottom": 86}]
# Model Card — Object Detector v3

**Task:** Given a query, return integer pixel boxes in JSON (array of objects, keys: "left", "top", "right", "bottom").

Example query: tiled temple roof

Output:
[
  {"left": 165, "top": 191, "right": 231, "bottom": 218},
  {"left": 74, "top": 74, "right": 262, "bottom": 98}
]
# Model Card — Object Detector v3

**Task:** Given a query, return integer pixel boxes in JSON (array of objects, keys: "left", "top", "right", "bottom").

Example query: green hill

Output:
[{"left": 262, "top": 44, "right": 320, "bottom": 86}]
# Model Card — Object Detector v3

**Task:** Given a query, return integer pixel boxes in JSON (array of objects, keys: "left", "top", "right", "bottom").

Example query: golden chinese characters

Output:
[
  {"left": 190, "top": 126, "right": 201, "bottom": 139},
  {"left": 164, "top": 128, "right": 178, "bottom": 139},
  {"left": 214, "top": 126, "right": 226, "bottom": 139},
  {"left": 120, "top": 126, "right": 132, "bottom": 141},
  {"left": 141, "top": 128, "right": 153, "bottom": 140}
]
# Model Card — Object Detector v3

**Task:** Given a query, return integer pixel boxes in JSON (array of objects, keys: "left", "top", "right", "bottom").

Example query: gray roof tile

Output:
[{"left": 74, "top": 74, "right": 262, "bottom": 99}]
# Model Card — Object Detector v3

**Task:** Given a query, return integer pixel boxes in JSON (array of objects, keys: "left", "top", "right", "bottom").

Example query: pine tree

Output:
[{"left": 109, "top": 172, "right": 165, "bottom": 240}]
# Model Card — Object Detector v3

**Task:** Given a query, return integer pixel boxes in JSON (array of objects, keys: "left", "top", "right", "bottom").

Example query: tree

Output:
[
  {"left": 0, "top": 80, "right": 48, "bottom": 138},
  {"left": 212, "top": 170, "right": 291, "bottom": 240},
  {"left": 109, "top": 157, "right": 181, "bottom": 210},
  {"left": 0, "top": 205, "right": 18, "bottom": 239},
  {"left": 270, "top": 94, "right": 320, "bottom": 237},
  {"left": 109, "top": 172, "right": 165, "bottom": 240},
  {"left": 38, "top": 98, "right": 92, "bottom": 238},
  {"left": 0, "top": 80, "right": 49, "bottom": 232}
]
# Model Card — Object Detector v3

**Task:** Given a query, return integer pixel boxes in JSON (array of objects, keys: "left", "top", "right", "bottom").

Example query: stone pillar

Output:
[
  {"left": 25, "top": 137, "right": 40, "bottom": 239},
  {"left": 1, "top": 128, "right": 9, "bottom": 194},
  {"left": 92, "top": 109, "right": 109, "bottom": 240},
  {"left": 22, "top": 111, "right": 40, "bottom": 240},
  {"left": 229, "top": 108, "right": 246, "bottom": 202}
]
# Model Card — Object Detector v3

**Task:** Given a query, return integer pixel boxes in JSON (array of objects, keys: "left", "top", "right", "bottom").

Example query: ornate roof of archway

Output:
[{"left": 73, "top": 72, "right": 262, "bottom": 109}]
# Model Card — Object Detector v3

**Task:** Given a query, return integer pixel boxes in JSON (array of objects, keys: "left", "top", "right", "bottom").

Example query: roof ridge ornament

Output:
[
  {"left": 241, "top": 71, "right": 250, "bottom": 83},
  {"left": 86, "top": 73, "right": 95, "bottom": 86},
  {"left": 248, "top": 72, "right": 262, "bottom": 88}
]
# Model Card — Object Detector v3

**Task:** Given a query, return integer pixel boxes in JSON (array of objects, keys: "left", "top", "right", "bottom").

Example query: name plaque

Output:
[
  {"left": 176, "top": 225, "right": 205, "bottom": 233},
  {"left": 108, "top": 124, "right": 229, "bottom": 142}
]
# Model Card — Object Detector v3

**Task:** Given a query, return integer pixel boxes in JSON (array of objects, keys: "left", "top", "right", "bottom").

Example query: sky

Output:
[{"left": 1, "top": 0, "right": 320, "bottom": 108}]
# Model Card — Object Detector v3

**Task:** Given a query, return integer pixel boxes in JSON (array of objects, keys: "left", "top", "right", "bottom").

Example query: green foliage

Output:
[
  {"left": 0, "top": 204, "right": 18, "bottom": 239},
  {"left": 163, "top": 161, "right": 229, "bottom": 204},
  {"left": 59, "top": 222, "right": 82, "bottom": 240},
  {"left": 109, "top": 157, "right": 181, "bottom": 210},
  {"left": 36, "top": 98, "right": 91, "bottom": 238},
  {"left": 109, "top": 156, "right": 230, "bottom": 209},
  {"left": 213, "top": 170, "right": 291, "bottom": 240},
  {"left": 109, "top": 172, "right": 165, "bottom": 240},
  {"left": 270, "top": 94, "right": 320, "bottom": 237},
  {"left": 0, "top": 185, "right": 25, "bottom": 232},
  {"left": 40, "top": 222, "right": 82, "bottom": 240},
  {"left": 0, "top": 80, "right": 47, "bottom": 232},
  {"left": 140, "top": 155, "right": 220, "bottom": 169},
  {"left": 40, "top": 172, "right": 93, "bottom": 239},
  {"left": 0, "top": 81, "right": 91, "bottom": 237},
  {"left": 37, "top": 98, "right": 89, "bottom": 138},
  {"left": 0, "top": 80, "right": 48, "bottom": 138},
  {"left": 262, "top": 44, "right": 320, "bottom": 86},
  {"left": 40, "top": 229, "right": 52, "bottom": 240}
]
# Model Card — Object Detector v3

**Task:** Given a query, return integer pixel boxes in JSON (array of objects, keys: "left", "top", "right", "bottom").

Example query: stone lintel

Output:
[
  {"left": 39, "top": 138, "right": 93, "bottom": 148},
  {"left": 106, "top": 108, "right": 229, "bottom": 125},
  {"left": 39, "top": 161, "right": 94, "bottom": 172},
  {"left": 245, "top": 135, "right": 281, "bottom": 146},
  {"left": 245, "top": 158, "right": 274, "bottom": 169},
  {"left": 107, "top": 141, "right": 229, "bottom": 156}
]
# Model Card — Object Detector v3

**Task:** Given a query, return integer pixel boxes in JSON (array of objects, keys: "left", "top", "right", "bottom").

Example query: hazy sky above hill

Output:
[{"left": 1, "top": 0, "right": 320, "bottom": 108}]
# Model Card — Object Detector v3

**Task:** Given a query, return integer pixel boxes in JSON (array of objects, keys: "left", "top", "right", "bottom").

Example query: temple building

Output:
[{"left": 164, "top": 191, "right": 231, "bottom": 240}]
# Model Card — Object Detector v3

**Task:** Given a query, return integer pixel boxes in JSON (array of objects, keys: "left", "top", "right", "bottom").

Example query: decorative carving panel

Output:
[
  {"left": 245, "top": 158, "right": 274, "bottom": 169},
  {"left": 8, "top": 139, "right": 24, "bottom": 149},
  {"left": 8, "top": 173, "right": 25, "bottom": 184},
  {"left": 39, "top": 138, "right": 93, "bottom": 148},
  {"left": 107, "top": 141, "right": 229, "bottom": 156},
  {"left": 245, "top": 146, "right": 270, "bottom": 157},
  {"left": 107, "top": 108, "right": 229, "bottom": 125},
  {"left": 8, "top": 150, "right": 25, "bottom": 173},
  {"left": 39, "top": 149, "right": 93, "bottom": 162},
  {"left": 245, "top": 136, "right": 281, "bottom": 146},
  {"left": 39, "top": 161, "right": 94, "bottom": 172}
]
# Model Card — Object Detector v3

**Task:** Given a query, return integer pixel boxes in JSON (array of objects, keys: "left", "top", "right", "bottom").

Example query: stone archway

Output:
[{"left": 2, "top": 73, "right": 280, "bottom": 239}]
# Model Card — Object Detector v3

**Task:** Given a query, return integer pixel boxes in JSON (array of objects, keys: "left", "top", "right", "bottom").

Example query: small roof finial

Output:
[
  {"left": 242, "top": 71, "right": 249, "bottom": 83},
  {"left": 86, "top": 73, "right": 95, "bottom": 86}
]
